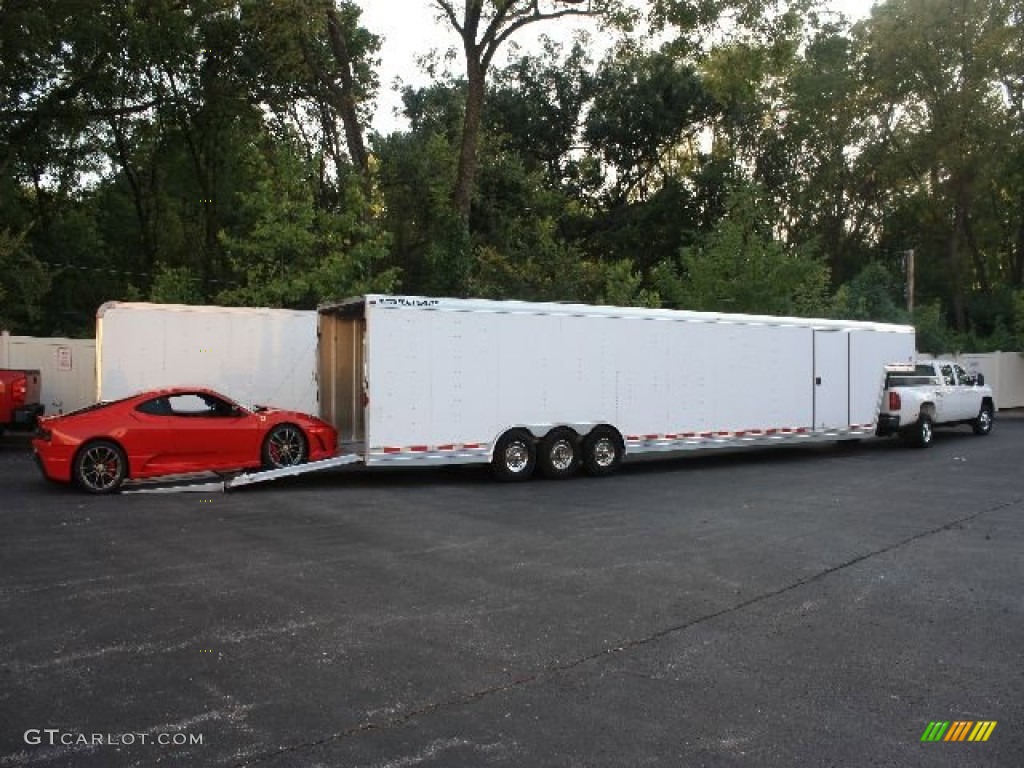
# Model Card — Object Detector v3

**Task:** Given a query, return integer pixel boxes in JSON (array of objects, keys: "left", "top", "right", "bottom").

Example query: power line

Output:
[{"left": 37, "top": 261, "right": 241, "bottom": 287}]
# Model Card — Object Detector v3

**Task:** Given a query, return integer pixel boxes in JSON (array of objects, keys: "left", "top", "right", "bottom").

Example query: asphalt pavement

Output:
[{"left": 0, "top": 422, "right": 1022, "bottom": 767}]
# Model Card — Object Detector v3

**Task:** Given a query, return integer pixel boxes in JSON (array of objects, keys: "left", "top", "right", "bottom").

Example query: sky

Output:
[{"left": 355, "top": 1, "right": 879, "bottom": 134}]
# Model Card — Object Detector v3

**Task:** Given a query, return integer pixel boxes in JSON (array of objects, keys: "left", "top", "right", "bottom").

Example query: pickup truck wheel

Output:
[
  {"left": 903, "top": 414, "right": 933, "bottom": 449},
  {"left": 582, "top": 427, "right": 624, "bottom": 477},
  {"left": 972, "top": 404, "right": 994, "bottom": 436},
  {"left": 539, "top": 428, "right": 580, "bottom": 479},
  {"left": 74, "top": 440, "right": 127, "bottom": 494},
  {"left": 492, "top": 429, "right": 536, "bottom": 481}
]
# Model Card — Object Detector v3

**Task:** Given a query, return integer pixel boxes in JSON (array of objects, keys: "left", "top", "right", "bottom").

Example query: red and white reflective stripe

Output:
[
  {"left": 375, "top": 443, "right": 488, "bottom": 454},
  {"left": 623, "top": 427, "right": 819, "bottom": 442}
]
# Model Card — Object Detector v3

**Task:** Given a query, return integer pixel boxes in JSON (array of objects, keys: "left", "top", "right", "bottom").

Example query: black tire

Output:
[
  {"left": 539, "top": 428, "right": 580, "bottom": 479},
  {"left": 972, "top": 403, "right": 994, "bottom": 436},
  {"left": 902, "top": 414, "right": 934, "bottom": 449},
  {"left": 492, "top": 429, "right": 536, "bottom": 481},
  {"left": 582, "top": 426, "right": 624, "bottom": 477},
  {"left": 261, "top": 424, "right": 308, "bottom": 469},
  {"left": 73, "top": 439, "right": 127, "bottom": 494}
]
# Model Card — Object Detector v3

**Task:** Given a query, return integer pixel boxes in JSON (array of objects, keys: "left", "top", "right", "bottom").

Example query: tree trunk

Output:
[
  {"left": 454, "top": 53, "right": 486, "bottom": 223},
  {"left": 108, "top": 117, "right": 155, "bottom": 273},
  {"left": 949, "top": 193, "right": 968, "bottom": 332},
  {"left": 324, "top": 5, "right": 369, "bottom": 181},
  {"left": 1014, "top": 189, "right": 1024, "bottom": 287}
]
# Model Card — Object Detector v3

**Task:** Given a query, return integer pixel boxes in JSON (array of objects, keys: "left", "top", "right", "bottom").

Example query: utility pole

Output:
[{"left": 905, "top": 248, "right": 915, "bottom": 314}]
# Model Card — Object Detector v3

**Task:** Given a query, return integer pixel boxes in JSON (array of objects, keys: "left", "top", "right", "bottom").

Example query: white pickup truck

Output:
[{"left": 877, "top": 361, "right": 995, "bottom": 447}]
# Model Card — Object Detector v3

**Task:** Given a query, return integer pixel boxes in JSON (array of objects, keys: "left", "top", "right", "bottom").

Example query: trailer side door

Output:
[{"left": 813, "top": 331, "right": 850, "bottom": 430}]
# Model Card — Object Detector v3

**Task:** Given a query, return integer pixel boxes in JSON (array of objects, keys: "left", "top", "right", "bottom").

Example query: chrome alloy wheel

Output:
[
  {"left": 504, "top": 440, "right": 531, "bottom": 473},
  {"left": 591, "top": 437, "right": 616, "bottom": 468},
  {"left": 268, "top": 426, "right": 305, "bottom": 467},
  {"left": 548, "top": 438, "right": 575, "bottom": 472},
  {"left": 79, "top": 445, "right": 123, "bottom": 491},
  {"left": 977, "top": 408, "right": 992, "bottom": 433}
]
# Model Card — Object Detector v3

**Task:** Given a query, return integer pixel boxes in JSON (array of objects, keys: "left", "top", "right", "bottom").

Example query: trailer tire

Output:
[
  {"left": 902, "top": 414, "right": 933, "bottom": 449},
  {"left": 492, "top": 429, "right": 536, "bottom": 481},
  {"left": 73, "top": 439, "right": 127, "bottom": 494},
  {"left": 262, "top": 424, "right": 308, "bottom": 469},
  {"left": 539, "top": 428, "right": 580, "bottom": 479},
  {"left": 582, "top": 427, "right": 624, "bottom": 477}
]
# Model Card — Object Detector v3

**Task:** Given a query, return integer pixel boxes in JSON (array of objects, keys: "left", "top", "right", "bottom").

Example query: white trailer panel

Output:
[
  {"left": 319, "top": 296, "right": 915, "bottom": 467},
  {"left": 97, "top": 302, "right": 318, "bottom": 413}
]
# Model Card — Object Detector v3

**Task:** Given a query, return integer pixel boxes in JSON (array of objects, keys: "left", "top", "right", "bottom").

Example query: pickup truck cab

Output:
[
  {"left": 0, "top": 369, "right": 44, "bottom": 435},
  {"left": 877, "top": 361, "right": 995, "bottom": 447}
]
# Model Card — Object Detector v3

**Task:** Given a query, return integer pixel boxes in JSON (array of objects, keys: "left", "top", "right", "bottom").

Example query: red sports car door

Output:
[
  {"left": 163, "top": 394, "right": 260, "bottom": 471},
  {"left": 127, "top": 397, "right": 179, "bottom": 476}
]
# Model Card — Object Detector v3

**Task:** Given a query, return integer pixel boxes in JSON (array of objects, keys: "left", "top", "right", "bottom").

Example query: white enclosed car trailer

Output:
[
  {"left": 234, "top": 295, "right": 914, "bottom": 487},
  {"left": 96, "top": 302, "right": 319, "bottom": 415}
]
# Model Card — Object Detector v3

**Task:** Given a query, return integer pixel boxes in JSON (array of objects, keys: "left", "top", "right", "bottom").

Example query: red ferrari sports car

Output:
[{"left": 32, "top": 388, "right": 338, "bottom": 493}]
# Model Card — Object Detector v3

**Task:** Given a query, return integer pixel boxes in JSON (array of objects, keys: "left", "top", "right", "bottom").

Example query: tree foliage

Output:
[{"left": 1, "top": 0, "right": 1023, "bottom": 354}]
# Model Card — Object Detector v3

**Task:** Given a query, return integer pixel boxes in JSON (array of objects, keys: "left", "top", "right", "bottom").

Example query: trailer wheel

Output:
[
  {"left": 902, "top": 414, "right": 933, "bottom": 449},
  {"left": 492, "top": 429, "right": 536, "bottom": 481},
  {"left": 74, "top": 439, "right": 127, "bottom": 494},
  {"left": 539, "top": 428, "right": 580, "bottom": 479},
  {"left": 582, "top": 427, "right": 623, "bottom": 477},
  {"left": 262, "top": 424, "right": 308, "bottom": 469}
]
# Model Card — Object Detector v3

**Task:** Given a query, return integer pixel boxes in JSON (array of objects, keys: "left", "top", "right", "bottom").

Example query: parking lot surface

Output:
[{"left": 1, "top": 424, "right": 1022, "bottom": 767}]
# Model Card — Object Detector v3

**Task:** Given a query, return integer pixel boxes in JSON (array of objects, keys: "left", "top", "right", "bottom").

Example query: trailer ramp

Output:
[
  {"left": 224, "top": 454, "right": 361, "bottom": 490},
  {"left": 121, "top": 455, "right": 361, "bottom": 494}
]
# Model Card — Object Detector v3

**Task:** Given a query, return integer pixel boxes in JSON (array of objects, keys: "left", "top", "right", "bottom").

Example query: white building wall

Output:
[{"left": 0, "top": 332, "right": 96, "bottom": 415}]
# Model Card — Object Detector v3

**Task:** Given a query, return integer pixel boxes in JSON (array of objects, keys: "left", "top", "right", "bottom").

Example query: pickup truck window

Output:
[
  {"left": 887, "top": 374, "right": 937, "bottom": 387},
  {"left": 939, "top": 364, "right": 955, "bottom": 386},
  {"left": 953, "top": 364, "right": 971, "bottom": 385},
  {"left": 914, "top": 364, "right": 935, "bottom": 376}
]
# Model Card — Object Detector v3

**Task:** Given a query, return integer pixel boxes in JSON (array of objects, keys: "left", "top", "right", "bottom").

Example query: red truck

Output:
[{"left": 0, "top": 370, "right": 44, "bottom": 435}]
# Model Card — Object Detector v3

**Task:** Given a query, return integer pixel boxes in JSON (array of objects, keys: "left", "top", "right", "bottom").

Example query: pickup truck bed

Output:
[{"left": 0, "top": 369, "right": 44, "bottom": 434}]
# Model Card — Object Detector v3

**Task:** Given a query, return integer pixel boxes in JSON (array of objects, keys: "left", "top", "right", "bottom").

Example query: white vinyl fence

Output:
[
  {"left": 0, "top": 332, "right": 96, "bottom": 415},
  {"left": 918, "top": 351, "right": 1024, "bottom": 409}
]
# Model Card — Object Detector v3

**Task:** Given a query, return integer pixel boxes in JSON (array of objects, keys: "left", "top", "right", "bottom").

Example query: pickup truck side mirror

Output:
[{"left": 974, "top": 373, "right": 985, "bottom": 386}]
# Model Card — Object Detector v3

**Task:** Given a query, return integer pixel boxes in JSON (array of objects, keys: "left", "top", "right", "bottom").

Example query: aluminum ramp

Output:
[{"left": 122, "top": 454, "right": 361, "bottom": 494}]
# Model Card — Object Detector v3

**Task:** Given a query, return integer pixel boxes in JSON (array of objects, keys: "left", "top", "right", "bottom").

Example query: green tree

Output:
[
  {"left": 831, "top": 261, "right": 907, "bottom": 322},
  {"left": 654, "top": 183, "right": 831, "bottom": 316},
  {"left": 433, "top": 0, "right": 630, "bottom": 223},
  {"left": 856, "top": 0, "right": 1019, "bottom": 330},
  {"left": 217, "top": 139, "right": 396, "bottom": 307}
]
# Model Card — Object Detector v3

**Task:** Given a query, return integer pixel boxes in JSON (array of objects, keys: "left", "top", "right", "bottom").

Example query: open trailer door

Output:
[{"left": 317, "top": 298, "right": 367, "bottom": 449}]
